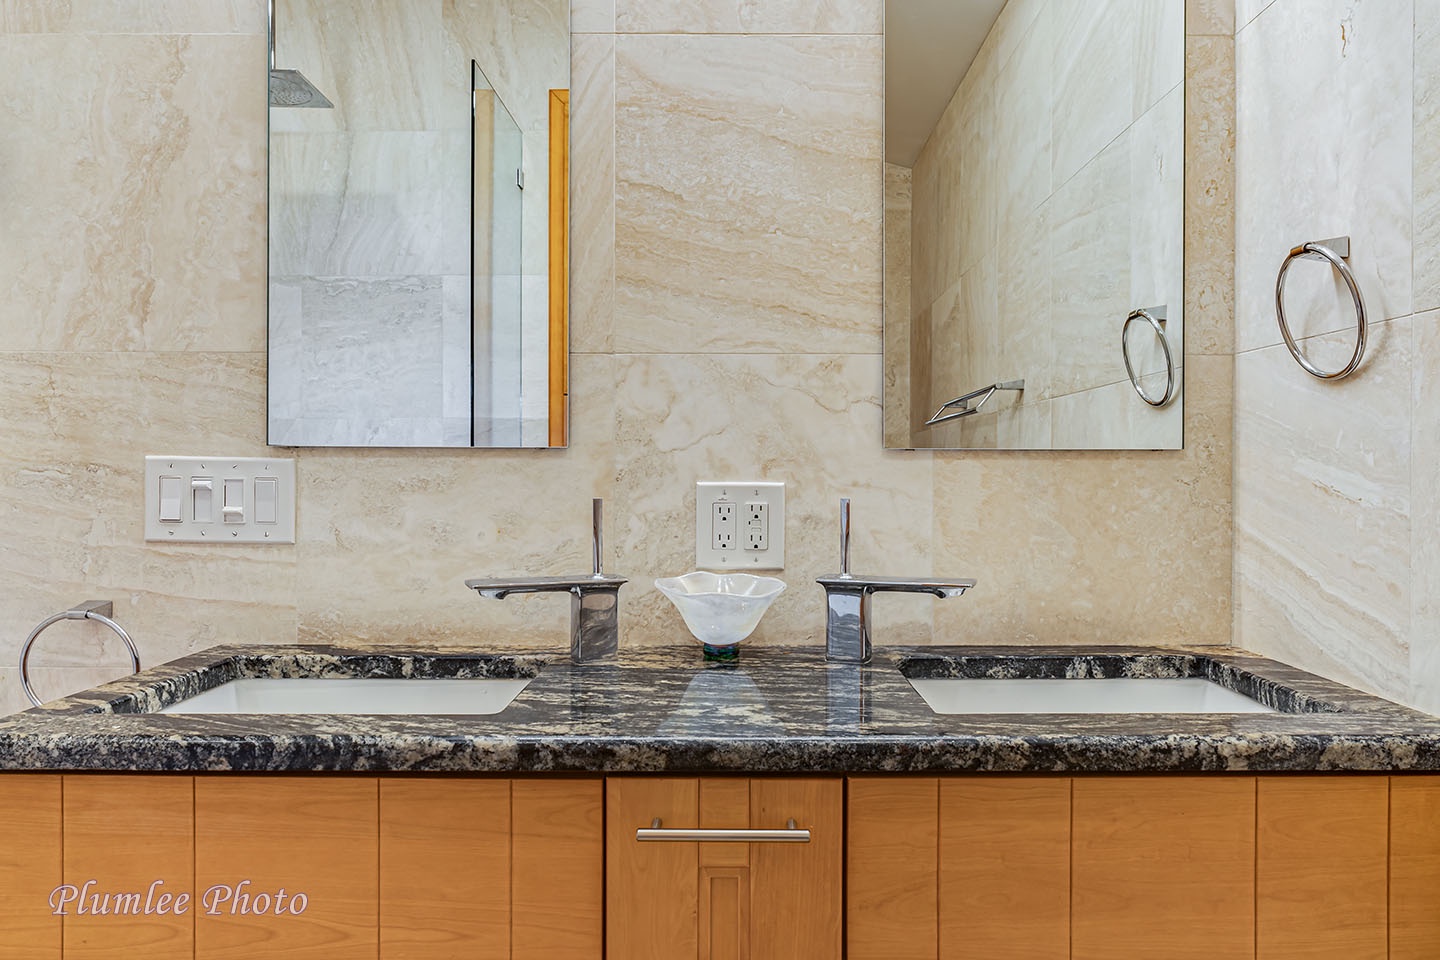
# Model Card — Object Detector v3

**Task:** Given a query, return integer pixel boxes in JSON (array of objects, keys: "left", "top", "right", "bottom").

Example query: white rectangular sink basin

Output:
[
  {"left": 158, "top": 677, "right": 535, "bottom": 715},
  {"left": 906, "top": 677, "right": 1277, "bottom": 715}
]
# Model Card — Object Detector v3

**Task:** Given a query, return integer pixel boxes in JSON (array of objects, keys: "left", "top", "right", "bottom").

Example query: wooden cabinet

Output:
[
  {"left": 1256, "top": 777, "right": 1388, "bottom": 960},
  {"left": 849, "top": 777, "right": 1070, "bottom": 960},
  {"left": 606, "top": 777, "right": 842, "bottom": 960},
  {"left": 5, "top": 771, "right": 1440, "bottom": 959}
]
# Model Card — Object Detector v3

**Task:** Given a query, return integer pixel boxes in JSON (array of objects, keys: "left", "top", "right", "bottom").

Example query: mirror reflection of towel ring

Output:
[
  {"left": 1122, "top": 306, "right": 1176, "bottom": 407},
  {"left": 1274, "top": 236, "right": 1367, "bottom": 380}
]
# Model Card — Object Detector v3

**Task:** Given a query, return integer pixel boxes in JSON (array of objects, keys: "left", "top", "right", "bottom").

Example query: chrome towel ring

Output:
[
  {"left": 1122, "top": 306, "right": 1176, "bottom": 407},
  {"left": 20, "top": 600, "right": 140, "bottom": 707},
  {"left": 1275, "top": 236, "right": 1367, "bottom": 380}
]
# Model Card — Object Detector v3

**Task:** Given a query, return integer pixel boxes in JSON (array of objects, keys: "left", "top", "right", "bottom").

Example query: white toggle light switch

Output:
[
  {"left": 222, "top": 478, "right": 245, "bottom": 524},
  {"left": 144, "top": 457, "right": 295, "bottom": 544},
  {"left": 158, "top": 476, "right": 183, "bottom": 523},
  {"left": 191, "top": 478, "right": 214, "bottom": 523},
  {"left": 254, "top": 477, "right": 279, "bottom": 524}
]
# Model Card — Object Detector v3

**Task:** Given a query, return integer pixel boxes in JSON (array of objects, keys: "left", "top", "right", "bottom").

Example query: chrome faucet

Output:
[
  {"left": 465, "top": 498, "right": 627, "bottom": 662},
  {"left": 816, "top": 498, "right": 975, "bottom": 664}
]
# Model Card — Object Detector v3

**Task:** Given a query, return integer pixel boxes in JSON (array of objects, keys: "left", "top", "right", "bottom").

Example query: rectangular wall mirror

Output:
[
  {"left": 267, "top": 0, "right": 570, "bottom": 448},
  {"left": 883, "top": 0, "right": 1185, "bottom": 450}
]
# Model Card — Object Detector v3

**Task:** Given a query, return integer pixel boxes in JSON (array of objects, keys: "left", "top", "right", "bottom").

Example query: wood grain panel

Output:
[
  {"left": 547, "top": 87, "right": 570, "bottom": 447},
  {"left": 846, "top": 778, "right": 937, "bottom": 960},
  {"left": 750, "top": 779, "right": 842, "bottom": 960},
  {"left": 700, "top": 867, "right": 749, "bottom": 960},
  {"left": 607, "top": 778, "right": 699, "bottom": 960},
  {"left": 1073, "top": 777, "right": 1255, "bottom": 960},
  {"left": 63, "top": 775, "right": 194, "bottom": 959},
  {"left": 1390, "top": 776, "right": 1440, "bottom": 959},
  {"left": 939, "top": 778, "right": 1069, "bottom": 960},
  {"left": 513, "top": 779, "right": 603, "bottom": 960},
  {"left": 1257, "top": 776, "right": 1387, "bottom": 960},
  {"left": 380, "top": 779, "right": 509, "bottom": 960},
  {"left": 195, "top": 777, "right": 379, "bottom": 960},
  {"left": 0, "top": 775, "right": 61, "bottom": 959}
]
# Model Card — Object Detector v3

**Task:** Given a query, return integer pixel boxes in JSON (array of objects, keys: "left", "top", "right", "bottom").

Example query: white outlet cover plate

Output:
[
  {"left": 145, "top": 456, "right": 296, "bottom": 544},
  {"left": 695, "top": 481, "right": 784, "bottom": 570}
]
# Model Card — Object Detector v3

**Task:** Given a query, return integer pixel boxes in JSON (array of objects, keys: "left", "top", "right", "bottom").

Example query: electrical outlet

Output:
[
  {"left": 712, "top": 501, "right": 738, "bottom": 551},
  {"left": 696, "top": 481, "right": 784, "bottom": 569},
  {"left": 744, "top": 502, "right": 768, "bottom": 551}
]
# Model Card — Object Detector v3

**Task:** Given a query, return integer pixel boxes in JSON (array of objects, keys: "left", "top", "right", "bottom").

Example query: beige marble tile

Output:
[
  {"left": 1130, "top": 85, "right": 1186, "bottom": 361},
  {"left": 1409, "top": 311, "right": 1440, "bottom": 712},
  {"left": 0, "top": 0, "right": 265, "bottom": 34},
  {"left": 1049, "top": 366, "right": 1184, "bottom": 450},
  {"left": 987, "top": 0, "right": 1046, "bottom": 73},
  {"left": 570, "top": 32, "right": 616, "bottom": 354},
  {"left": 572, "top": 0, "right": 615, "bottom": 32},
  {"left": 883, "top": 163, "right": 912, "bottom": 449},
  {"left": 1234, "top": 0, "right": 1413, "bottom": 354},
  {"left": 615, "top": 0, "right": 881, "bottom": 34},
  {"left": 933, "top": 353, "right": 1231, "bottom": 646},
  {"left": 613, "top": 34, "right": 883, "bottom": 354},
  {"left": 1051, "top": 0, "right": 1134, "bottom": 190},
  {"left": 1234, "top": 319, "right": 1412, "bottom": 699},
  {"left": 0, "top": 352, "right": 297, "bottom": 670},
  {"left": 1235, "top": 0, "right": 1278, "bottom": 32},
  {"left": 1183, "top": 34, "right": 1236, "bottom": 357},
  {"left": 995, "top": 200, "right": 1052, "bottom": 401},
  {"left": 992, "top": 5, "right": 1050, "bottom": 234},
  {"left": 1133, "top": 0, "right": 1185, "bottom": 119},
  {"left": 1186, "top": 0, "right": 1235, "bottom": 36},
  {"left": 1415, "top": 0, "right": 1440, "bottom": 315},
  {"left": 607, "top": 353, "right": 933, "bottom": 648},
  {"left": 1049, "top": 128, "right": 1131, "bottom": 396},
  {"left": 291, "top": 355, "right": 619, "bottom": 647},
  {"left": 0, "top": 34, "right": 266, "bottom": 353}
]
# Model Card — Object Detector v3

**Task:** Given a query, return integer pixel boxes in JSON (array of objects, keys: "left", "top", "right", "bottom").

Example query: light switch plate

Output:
[
  {"left": 144, "top": 456, "right": 296, "bottom": 544},
  {"left": 695, "top": 481, "right": 784, "bottom": 570}
]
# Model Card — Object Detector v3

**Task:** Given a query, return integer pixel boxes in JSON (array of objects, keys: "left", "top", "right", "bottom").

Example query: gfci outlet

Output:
[{"left": 696, "top": 481, "right": 784, "bottom": 570}]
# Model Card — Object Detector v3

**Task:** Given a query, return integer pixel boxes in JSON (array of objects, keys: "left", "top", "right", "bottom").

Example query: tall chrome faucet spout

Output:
[
  {"left": 466, "top": 498, "right": 627, "bottom": 662},
  {"left": 817, "top": 498, "right": 975, "bottom": 664}
]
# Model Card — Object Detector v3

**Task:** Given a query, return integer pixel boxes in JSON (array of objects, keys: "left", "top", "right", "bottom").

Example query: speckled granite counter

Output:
[{"left": 2, "top": 643, "right": 1438, "bottom": 773}]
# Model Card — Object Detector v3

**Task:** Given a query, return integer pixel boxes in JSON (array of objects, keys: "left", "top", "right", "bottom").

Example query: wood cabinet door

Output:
[
  {"left": 1392, "top": 776, "right": 1440, "bottom": 959},
  {"left": 195, "top": 777, "right": 379, "bottom": 960},
  {"left": 848, "top": 778, "right": 938, "bottom": 960},
  {"left": 1256, "top": 776, "right": 1387, "bottom": 960},
  {"left": 0, "top": 775, "right": 61, "bottom": 960},
  {"left": 606, "top": 777, "right": 842, "bottom": 960},
  {"left": 380, "top": 779, "right": 510, "bottom": 960},
  {"left": 1072, "top": 777, "right": 1255, "bottom": 960},
  {"left": 62, "top": 775, "right": 194, "bottom": 960}
]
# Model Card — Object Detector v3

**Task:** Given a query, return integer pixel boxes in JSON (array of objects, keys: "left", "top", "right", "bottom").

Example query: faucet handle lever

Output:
[
  {"left": 593, "top": 497, "right": 604, "bottom": 577},
  {"left": 839, "top": 497, "right": 851, "bottom": 576}
]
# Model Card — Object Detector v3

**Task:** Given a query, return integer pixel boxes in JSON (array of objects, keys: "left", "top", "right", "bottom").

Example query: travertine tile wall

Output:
[
  {"left": 1234, "top": 0, "right": 1440, "bottom": 713},
  {"left": 0, "top": 0, "right": 1234, "bottom": 715}
]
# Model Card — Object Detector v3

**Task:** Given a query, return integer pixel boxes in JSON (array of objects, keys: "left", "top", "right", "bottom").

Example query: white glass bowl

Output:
[{"left": 654, "top": 572, "right": 787, "bottom": 651}]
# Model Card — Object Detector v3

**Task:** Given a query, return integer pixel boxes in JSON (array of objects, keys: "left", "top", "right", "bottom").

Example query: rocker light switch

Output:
[
  {"left": 158, "top": 476, "right": 182, "bottom": 523},
  {"left": 222, "top": 478, "right": 245, "bottom": 524},
  {"left": 191, "top": 478, "right": 214, "bottom": 523},
  {"left": 254, "top": 477, "right": 279, "bottom": 524}
]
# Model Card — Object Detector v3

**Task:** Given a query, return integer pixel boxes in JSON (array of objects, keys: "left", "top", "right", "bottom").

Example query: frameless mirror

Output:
[
  {"left": 883, "top": 0, "right": 1185, "bottom": 450},
  {"left": 267, "top": 0, "right": 570, "bottom": 448}
]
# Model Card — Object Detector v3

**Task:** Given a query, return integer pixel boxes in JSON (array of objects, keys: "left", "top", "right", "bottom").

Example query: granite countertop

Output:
[{"left": 1, "top": 642, "right": 1439, "bottom": 773}]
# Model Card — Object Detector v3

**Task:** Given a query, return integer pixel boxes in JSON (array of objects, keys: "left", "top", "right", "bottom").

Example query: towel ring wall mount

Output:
[
  {"left": 19, "top": 600, "right": 140, "bottom": 707},
  {"left": 1121, "top": 306, "right": 1177, "bottom": 407},
  {"left": 1275, "top": 236, "right": 1367, "bottom": 380}
]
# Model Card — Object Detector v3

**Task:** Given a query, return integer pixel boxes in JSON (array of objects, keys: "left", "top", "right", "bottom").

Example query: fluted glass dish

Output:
[{"left": 655, "top": 572, "right": 786, "bottom": 658}]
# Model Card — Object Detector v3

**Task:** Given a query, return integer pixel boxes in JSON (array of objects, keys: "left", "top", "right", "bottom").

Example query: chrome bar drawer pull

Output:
[{"left": 636, "top": 818, "right": 811, "bottom": 843}]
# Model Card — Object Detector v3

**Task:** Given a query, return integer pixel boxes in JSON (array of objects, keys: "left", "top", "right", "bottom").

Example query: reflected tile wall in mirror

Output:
[
  {"left": 883, "top": 0, "right": 1186, "bottom": 450},
  {"left": 267, "top": 0, "right": 570, "bottom": 448}
]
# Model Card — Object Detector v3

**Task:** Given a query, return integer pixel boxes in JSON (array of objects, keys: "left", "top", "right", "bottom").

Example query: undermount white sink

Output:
[
  {"left": 158, "top": 677, "right": 535, "bottom": 715},
  {"left": 905, "top": 677, "right": 1277, "bottom": 715}
]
